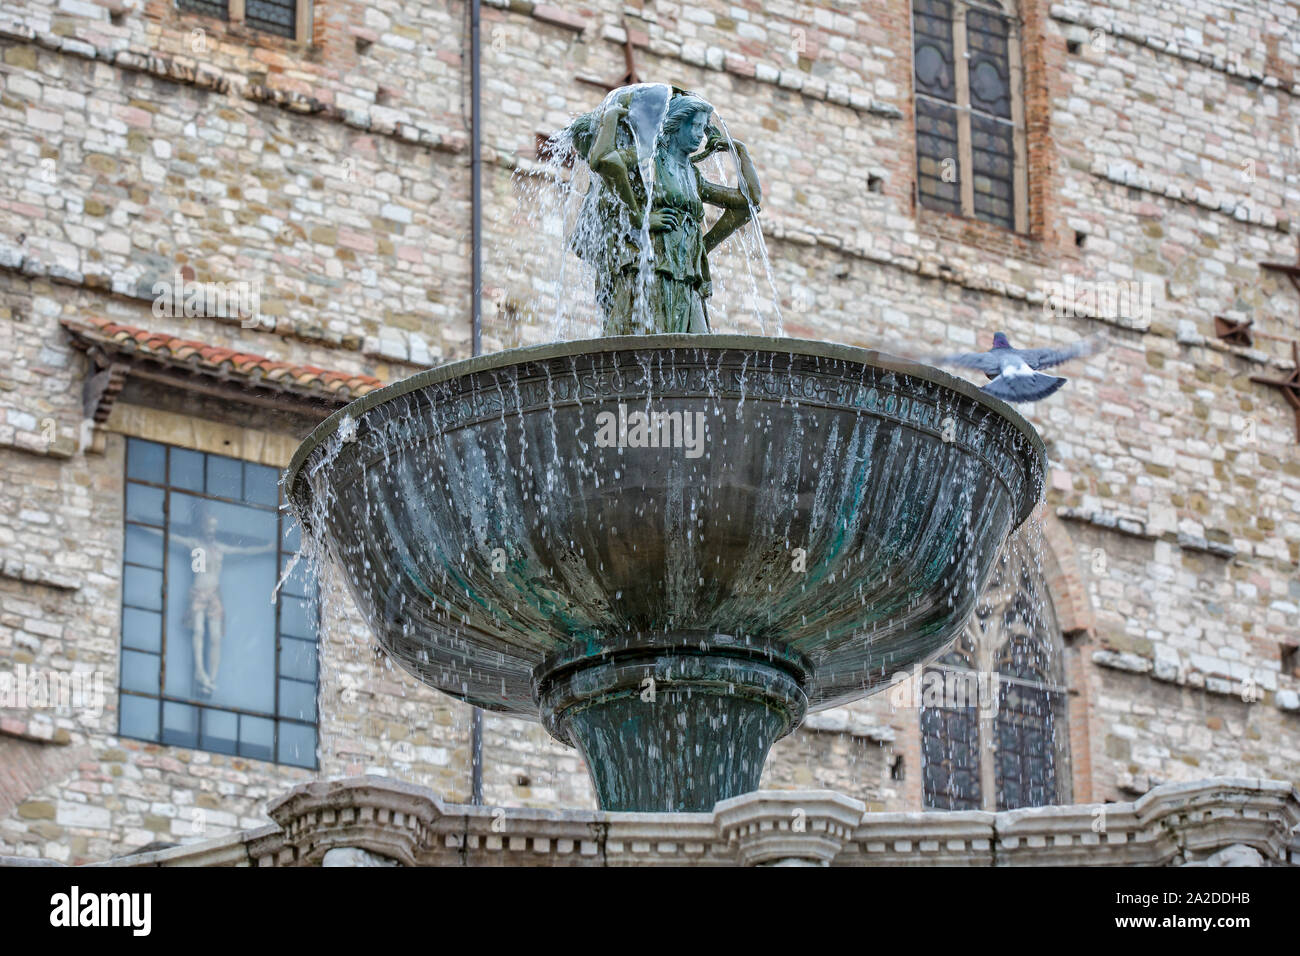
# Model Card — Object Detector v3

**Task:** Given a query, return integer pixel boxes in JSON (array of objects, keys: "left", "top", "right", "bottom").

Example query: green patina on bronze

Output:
[
  {"left": 565, "top": 86, "right": 762, "bottom": 336},
  {"left": 287, "top": 334, "right": 1046, "bottom": 812},
  {"left": 286, "top": 85, "right": 1047, "bottom": 815}
]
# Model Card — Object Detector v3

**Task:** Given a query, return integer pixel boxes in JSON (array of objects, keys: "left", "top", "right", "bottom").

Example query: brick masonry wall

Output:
[{"left": 0, "top": 0, "right": 1297, "bottom": 860}]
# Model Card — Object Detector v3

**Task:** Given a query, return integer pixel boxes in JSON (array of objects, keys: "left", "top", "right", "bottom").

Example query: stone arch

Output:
[
  {"left": 1032, "top": 508, "right": 1098, "bottom": 802},
  {"left": 1034, "top": 508, "right": 1096, "bottom": 638}
]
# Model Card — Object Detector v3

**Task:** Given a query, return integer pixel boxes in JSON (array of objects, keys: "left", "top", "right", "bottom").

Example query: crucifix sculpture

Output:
[{"left": 171, "top": 508, "right": 277, "bottom": 696}]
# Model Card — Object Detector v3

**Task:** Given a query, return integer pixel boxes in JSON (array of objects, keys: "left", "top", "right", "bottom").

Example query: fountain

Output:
[{"left": 286, "top": 86, "right": 1045, "bottom": 812}]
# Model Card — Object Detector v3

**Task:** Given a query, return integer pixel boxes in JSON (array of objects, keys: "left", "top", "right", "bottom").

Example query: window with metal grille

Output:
[
  {"left": 246, "top": 0, "right": 297, "bottom": 38},
  {"left": 920, "top": 644, "right": 983, "bottom": 811},
  {"left": 912, "top": 0, "right": 1027, "bottom": 231},
  {"left": 119, "top": 437, "right": 319, "bottom": 768},
  {"left": 177, "top": 0, "right": 230, "bottom": 20},
  {"left": 994, "top": 633, "right": 1062, "bottom": 810},
  {"left": 921, "top": 541, "right": 1070, "bottom": 811},
  {"left": 177, "top": 0, "right": 304, "bottom": 41}
]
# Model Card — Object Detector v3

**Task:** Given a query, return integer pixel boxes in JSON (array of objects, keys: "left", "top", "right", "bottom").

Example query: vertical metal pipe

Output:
[
  {"left": 469, "top": 0, "right": 485, "bottom": 806},
  {"left": 470, "top": 0, "right": 483, "bottom": 360},
  {"left": 471, "top": 708, "right": 484, "bottom": 805}
]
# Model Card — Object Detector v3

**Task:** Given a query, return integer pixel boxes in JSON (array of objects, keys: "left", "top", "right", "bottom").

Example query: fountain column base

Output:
[{"left": 535, "top": 636, "right": 808, "bottom": 812}]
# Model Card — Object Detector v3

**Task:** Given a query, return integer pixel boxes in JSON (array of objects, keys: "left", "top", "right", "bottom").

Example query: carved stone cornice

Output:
[
  {"left": 714, "top": 790, "right": 866, "bottom": 866},
  {"left": 836, "top": 810, "right": 997, "bottom": 866},
  {"left": 1133, "top": 778, "right": 1300, "bottom": 865},
  {"left": 264, "top": 776, "right": 442, "bottom": 867},
  {"left": 104, "top": 776, "right": 1299, "bottom": 867}
]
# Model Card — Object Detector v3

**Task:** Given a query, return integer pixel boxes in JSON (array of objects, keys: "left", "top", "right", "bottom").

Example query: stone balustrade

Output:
[{"left": 57, "top": 775, "right": 1294, "bottom": 868}]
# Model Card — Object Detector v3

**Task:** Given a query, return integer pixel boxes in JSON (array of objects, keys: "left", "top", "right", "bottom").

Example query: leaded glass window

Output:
[
  {"left": 119, "top": 437, "right": 318, "bottom": 767},
  {"left": 921, "top": 537, "right": 1071, "bottom": 810},
  {"left": 920, "top": 637, "right": 982, "bottom": 810},
  {"left": 913, "top": 0, "right": 962, "bottom": 217},
  {"left": 177, "top": 0, "right": 305, "bottom": 41},
  {"left": 995, "top": 634, "right": 1059, "bottom": 810},
  {"left": 177, "top": 0, "right": 230, "bottom": 20},
  {"left": 912, "top": 0, "right": 1028, "bottom": 231},
  {"left": 246, "top": 0, "right": 297, "bottom": 39}
]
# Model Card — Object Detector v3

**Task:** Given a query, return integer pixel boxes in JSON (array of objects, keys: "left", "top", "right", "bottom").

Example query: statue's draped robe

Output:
[{"left": 573, "top": 145, "right": 711, "bottom": 335}]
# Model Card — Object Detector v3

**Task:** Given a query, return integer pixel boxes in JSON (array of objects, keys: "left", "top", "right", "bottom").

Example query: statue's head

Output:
[
  {"left": 566, "top": 111, "right": 598, "bottom": 161},
  {"left": 661, "top": 93, "right": 714, "bottom": 153},
  {"left": 196, "top": 504, "right": 219, "bottom": 536}
]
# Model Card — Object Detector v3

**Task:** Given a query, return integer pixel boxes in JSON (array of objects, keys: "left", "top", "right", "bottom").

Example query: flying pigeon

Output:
[{"left": 928, "top": 332, "right": 1105, "bottom": 403}]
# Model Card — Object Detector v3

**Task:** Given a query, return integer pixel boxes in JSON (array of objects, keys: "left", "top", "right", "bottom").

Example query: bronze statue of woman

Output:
[{"left": 566, "top": 87, "right": 762, "bottom": 335}]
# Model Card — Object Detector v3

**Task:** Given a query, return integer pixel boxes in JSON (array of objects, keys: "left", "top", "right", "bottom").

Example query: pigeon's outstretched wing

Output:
[
  {"left": 927, "top": 351, "right": 1003, "bottom": 374},
  {"left": 982, "top": 372, "right": 1066, "bottom": 402},
  {"left": 1017, "top": 336, "right": 1107, "bottom": 370}
]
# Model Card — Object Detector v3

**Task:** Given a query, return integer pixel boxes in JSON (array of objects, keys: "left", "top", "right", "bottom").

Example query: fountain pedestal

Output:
[{"left": 535, "top": 635, "right": 807, "bottom": 811}]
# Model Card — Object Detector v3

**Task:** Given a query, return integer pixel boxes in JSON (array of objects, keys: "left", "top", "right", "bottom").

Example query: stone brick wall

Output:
[{"left": 0, "top": 0, "right": 1297, "bottom": 862}]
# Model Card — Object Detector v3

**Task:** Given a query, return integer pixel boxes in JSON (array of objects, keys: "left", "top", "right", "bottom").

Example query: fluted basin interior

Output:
[{"left": 287, "top": 335, "right": 1045, "bottom": 811}]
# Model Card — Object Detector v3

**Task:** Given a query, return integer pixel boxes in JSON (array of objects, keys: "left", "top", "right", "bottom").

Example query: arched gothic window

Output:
[
  {"left": 912, "top": 0, "right": 1028, "bottom": 231},
  {"left": 921, "top": 537, "right": 1072, "bottom": 810},
  {"left": 920, "top": 633, "right": 983, "bottom": 810}
]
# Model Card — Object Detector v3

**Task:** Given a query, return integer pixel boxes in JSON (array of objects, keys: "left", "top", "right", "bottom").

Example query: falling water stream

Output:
[{"left": 494, "top": 84, "right": 783, "bottom": 344}]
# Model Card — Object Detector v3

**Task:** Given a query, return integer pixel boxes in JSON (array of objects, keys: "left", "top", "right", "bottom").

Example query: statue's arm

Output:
[
  {"left": 224, "top": 538, "right": 279, "bottom": 556},
  {"left": 698, "top": 179, "right": 749, "bottom": 210},
  {"left": 702, "top": 206, "right": 751, "bottom": 253},
  {"left": 699, "top": 141, "right": 761, "bottom": 252},
  {"left": 588, "top": 100, "right": 644, "bottom": 226},
  {"left": 699, "top": 179, "right": 752, "bottom": 253},
  {"left": 697, "top": 140, "right": 762, "bottom": 210}
]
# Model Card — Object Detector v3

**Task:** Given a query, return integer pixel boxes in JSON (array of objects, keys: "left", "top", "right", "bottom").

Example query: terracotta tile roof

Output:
[{"left": 62, "top": 317, "right": 385, "bottom": 404}]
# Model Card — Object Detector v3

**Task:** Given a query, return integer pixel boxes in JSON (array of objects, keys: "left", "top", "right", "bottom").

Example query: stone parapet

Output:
[{"left": 88, "top": 776, "right": 1298, "bottom": 867}]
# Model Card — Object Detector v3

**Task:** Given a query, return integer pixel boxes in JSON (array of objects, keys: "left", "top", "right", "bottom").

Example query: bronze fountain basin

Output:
[{"left": 287, "top": 334, "right": 1045, "bottom": 811}]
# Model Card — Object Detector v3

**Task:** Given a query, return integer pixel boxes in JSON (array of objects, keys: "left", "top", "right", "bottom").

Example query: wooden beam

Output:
[
  {"left": 125, "top": 364, "right": 338, "bottom": 418},
  {"left": 82, "top": 358, "right": 129, "bottom": 423}
]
